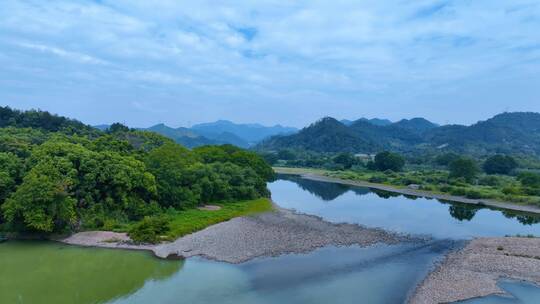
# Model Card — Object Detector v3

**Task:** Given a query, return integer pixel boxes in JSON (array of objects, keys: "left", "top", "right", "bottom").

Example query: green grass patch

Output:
[{"left": 163, "top": 198, "right": 273, "bottom": 240}]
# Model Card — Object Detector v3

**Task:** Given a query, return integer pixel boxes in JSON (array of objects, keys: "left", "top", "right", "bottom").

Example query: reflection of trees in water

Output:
[
  {"left": 277, "top": 174, "right": 370, "bottom": 201},
  {"left": 0, "top": 242, "right": 183, "bottom": 304},
  {"left": 438, "top": 199, "right": 483, "bottom": 221},
  {"left": 370, "top": 189, "right": 402, "bottom": 199},
  {"left": 448, "top": 204, "right": 481, "bottom": 221},
  {"left": 502, "top": 210, "right": 540, "bottom": 226},
  {"left": 438, "top": 199, "right": 540, "bottom": 225}
]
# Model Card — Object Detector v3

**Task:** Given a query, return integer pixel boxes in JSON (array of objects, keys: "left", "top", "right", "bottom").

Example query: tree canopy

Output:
[
  {"left": 373, "top": 151, "right": 405, "bottom": 172},
  {"left": 483, "top": 155, "right": 518, "bottom": 175},
  {"left": 449, "top": 157, "right": 479, "bottom": 182},
  {"left": 0, "top": 108, "right": 273, "bottom": 234}
]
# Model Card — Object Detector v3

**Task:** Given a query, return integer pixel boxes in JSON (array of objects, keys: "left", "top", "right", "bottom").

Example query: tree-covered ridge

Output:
[
  {"left": 0, "top": 107, "right": 273, "bottom": 235},
  {"left": 258, "top": 112, "right": 540, "bottom": 156},
  {"left": 258, "top": 117, "right": 381, "bottom": 153},
  {"left": 0, "top": 106, "right": 96, "bottom": 135}
]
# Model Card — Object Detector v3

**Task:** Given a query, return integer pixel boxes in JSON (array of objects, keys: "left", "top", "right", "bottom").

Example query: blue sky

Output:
[{"left": 1, "top": 0, "right": 539, "bottom": 128}]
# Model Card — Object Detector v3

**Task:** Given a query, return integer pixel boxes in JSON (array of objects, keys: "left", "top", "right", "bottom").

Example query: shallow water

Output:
[
  {"left": 2, "top": 176, "right": 540, "bottom": 304},
  {"left": 460, "top": 281, "right": 540, "bottom": 304},
  {"left": 0, "top": 240, "right": 451, "bottom": 304}
]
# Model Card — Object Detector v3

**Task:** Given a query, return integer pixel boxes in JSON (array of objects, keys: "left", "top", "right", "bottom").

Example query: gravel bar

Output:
[
  {"left": 409, "top": 237, "right": 540, "bottom": 304},
  {"left": 153, "top": 208, "right": 410, "bottom": 263},
  {"left": 62, "top": 207, "right": 412, "bottom": 263}
]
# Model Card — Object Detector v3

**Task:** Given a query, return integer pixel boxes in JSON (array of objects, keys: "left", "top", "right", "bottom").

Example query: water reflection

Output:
[
  {"left": 277, "top": 174, "right": 359, "bottom": 201},
  {"left": 270, "top": 177, "right": 540, "bottom": 239},
  {"left": 0, "top": 241, "right": 182, "bottom": 304},
  {"left": 110, "top": 241, "right": 455, "bottom": 304}
]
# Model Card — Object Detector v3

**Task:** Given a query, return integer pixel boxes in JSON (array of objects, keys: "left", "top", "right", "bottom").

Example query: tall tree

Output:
[
  {"left": 483, "top": 155, "right": 518, "bottom": 175},
  {"left": 449, "top": 157, "right": 479, "bottom": 182}
]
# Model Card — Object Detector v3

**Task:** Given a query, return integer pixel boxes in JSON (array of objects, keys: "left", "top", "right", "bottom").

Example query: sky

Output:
[{"left": 0, "top": 0, "right": 539, "bottom": 128}]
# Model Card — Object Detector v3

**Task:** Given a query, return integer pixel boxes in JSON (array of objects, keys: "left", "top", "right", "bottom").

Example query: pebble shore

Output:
[
  {"left": 62, "top": 208, "right": 410, "bottom": 263},
  {"left": 410, "top": 237, "right": 540, "bottom": 304}
]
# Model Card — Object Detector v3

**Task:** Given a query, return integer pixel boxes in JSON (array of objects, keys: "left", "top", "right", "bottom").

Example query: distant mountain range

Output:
[
  {"left": 341, "top": 118, "right": 392, "bottom": 126},
  {"left": 256, "top": 112, "right": 540, "bottom": 156},
  {"left": 95, "top": 120, "right": 297, "bottom": 148}
]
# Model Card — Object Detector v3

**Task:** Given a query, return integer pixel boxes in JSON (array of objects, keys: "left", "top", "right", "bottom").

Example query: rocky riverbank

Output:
[
  {"left": 61, "top": 208, "right": 412, "bottom": 263},
  {"left": 410, "top": 237, "right": 540, "bottom": 303}
]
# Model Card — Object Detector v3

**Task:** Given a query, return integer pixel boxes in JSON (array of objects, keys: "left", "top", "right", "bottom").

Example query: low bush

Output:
[
  {"left": 465, "top": 189, "right": 483, "bottom": 199},
  {"left": 128, "top": 216, "right": 170, "bottom": 244}
]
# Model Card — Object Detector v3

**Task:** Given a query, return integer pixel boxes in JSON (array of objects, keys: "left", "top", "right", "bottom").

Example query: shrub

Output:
[
  {"left": 450, "top": 187, "right": 467, "bottom": 196},
  {"left": 465, "top": 190, "right": 483, "bottom": 199},
  {"left": 373, "top": 151, "right": 405, "bottom": 172},
  {"left": 483, "top": 155, "right": 518, "bottom": 175},
  {"left": 449, "top": 157, "right": 479, "bottom": 183},
  {"left": 128, "top": 216, "right": 170, "bottom": 244},
  {"left": 479, "top": 175, "right": 501, "bottom": 187},
  {"left": 369, "top": 175, "right": 387, "bottom": 183},
  {"left": 502, "top": 186, "right": 521, "bottom": 195}
]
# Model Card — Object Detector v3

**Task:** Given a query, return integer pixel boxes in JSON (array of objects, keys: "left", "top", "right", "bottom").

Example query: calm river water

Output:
[{"left": 1, "top": 175, "right": 539, "bottom": 304}]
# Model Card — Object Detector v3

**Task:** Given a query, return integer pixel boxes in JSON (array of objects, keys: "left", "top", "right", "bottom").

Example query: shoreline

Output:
[
  {"left": 59, "top": 206, "right": 415, "bottom": 263},
  {"left": 273, "top": 168, "right": 540, "bottom": 215},
  {"left": 409, "top": 237, "right": 540, "bottom": 303}
]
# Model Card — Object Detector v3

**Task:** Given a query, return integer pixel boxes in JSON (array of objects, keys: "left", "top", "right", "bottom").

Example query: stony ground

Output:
[
  {"left": 62, "top": 208, "right": 410, "bottom": 263},
  {"left": 153, "top": 208, "right": 409, "bottom": 263},
  {"left": 410, "top": 237, "right": 540, "bottom": 304}
]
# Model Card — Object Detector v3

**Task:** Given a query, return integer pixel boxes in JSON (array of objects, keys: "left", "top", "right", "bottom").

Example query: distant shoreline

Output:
[{"left": 273, "top": 167, "right": 540, "bottom": 215}]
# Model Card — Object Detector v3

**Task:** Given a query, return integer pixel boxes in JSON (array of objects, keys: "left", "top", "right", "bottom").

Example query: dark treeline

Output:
[{"left": 0, "top": 106, "right": 273, "bottom": 235}]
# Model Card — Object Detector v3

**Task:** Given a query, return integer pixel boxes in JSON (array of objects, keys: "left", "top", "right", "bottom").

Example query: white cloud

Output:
[
  {"left": 14, "top": 41, "right": 109, "bottom": 65},
  {"left": 0, "top": 0, "right": 539, "bottom": 126}
]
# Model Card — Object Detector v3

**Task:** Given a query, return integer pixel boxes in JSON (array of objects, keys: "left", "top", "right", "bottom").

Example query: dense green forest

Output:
[
  {"left": 257, "top": 112, "right": 540, "bottom": 156},
  {"left": 0, "top": 106, "right": 273, "bottom": 240}
]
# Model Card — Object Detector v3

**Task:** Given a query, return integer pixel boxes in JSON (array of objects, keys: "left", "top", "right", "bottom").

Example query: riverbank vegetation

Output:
[
  {"left": 128, "top": 198, "right": 273, "bottom": 243},
  {"left": 0, "top": 106, "right": 274, "bottom": 242}
]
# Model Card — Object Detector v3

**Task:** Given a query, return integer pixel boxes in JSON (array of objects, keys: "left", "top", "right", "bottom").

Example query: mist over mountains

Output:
[{"left": 96, "top": 120, "right": 297, "bottom": 148}]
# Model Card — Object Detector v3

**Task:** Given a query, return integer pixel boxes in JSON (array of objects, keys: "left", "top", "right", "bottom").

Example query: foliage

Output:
[
  {"left": 434, "top": 152, "right": 460, "bottom": 166},
  {"left": 0, "top": 106, "right": 97, "bottom": 135},
  {"left": 2, "top": 159, "right": 77, "bottom": 233},
  {"left": 483, "top": 155, "right": 518, "bottom": 175},
  {"left": 128, "top": 216, "right": 170, "bottom": 244},
  {"left": 449, "top": 157, "right": 479, "bottom": 182},
  {"left": 374, "top": 151, "right": 405, "bottom": 172},
  {"left": 163, "top": 198, "right": 273, "bottom": 240},
  {"left": 0, "top": 107, "right": 273, "bottom": 235},
  {"left": 0, "top": 153, "right": 23, "bottom": 203},
  {"left": 194, "top": 144, "right": 274, "bottom": 181},
  {"left": 333, "top": 153, "right": 359, "bottom": 169},
  {"left": 257, "top": 112, "right": 540, "bottom": 157},
  {"left": 518, "top": 172, "right": 540, "bottom": 189}
]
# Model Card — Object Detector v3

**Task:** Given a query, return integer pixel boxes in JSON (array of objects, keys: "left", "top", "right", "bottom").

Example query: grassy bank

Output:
[
  {"left": 164, "top": 198, "right": 274, "bottom": 240},
  {"left": 275, "top": 167, "right": 540, "bottom": 207},
  {"left": 119, "top": 198, "right": 274, "bottom": 243}
]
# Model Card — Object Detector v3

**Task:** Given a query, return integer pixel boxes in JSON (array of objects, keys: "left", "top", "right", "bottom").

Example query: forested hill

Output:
[
  {"left": 257, "top": 112, "right": 540, "bottom": 156},
  {"left": 256, "top": 117, "right": 381, "bottom": 153},
  {"left": 0, "top": 106, "right": 273, "bottom": 235}
]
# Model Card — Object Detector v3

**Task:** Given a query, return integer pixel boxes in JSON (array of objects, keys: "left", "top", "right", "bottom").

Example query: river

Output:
[{"left": 1, "top": 176, "right": 539, "bottom": 304}]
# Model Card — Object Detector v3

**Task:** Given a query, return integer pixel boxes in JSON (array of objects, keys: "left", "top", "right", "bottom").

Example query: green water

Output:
[{"left": 0, "top": 241, "right": 182, "bottom": 304}]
